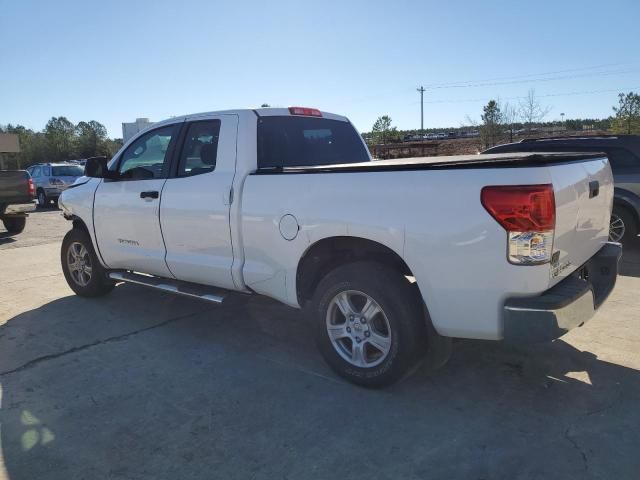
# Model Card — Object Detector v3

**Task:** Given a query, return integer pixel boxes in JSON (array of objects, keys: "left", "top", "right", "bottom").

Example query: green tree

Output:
[
  {"left": 44, "top": 116, "right": 77, "bottom": 161},
  {"left": 103, "top": 138, "right": 124, "bottom": 157},
  {"left": 480, "top": 100, "right": 502, "bottom": 148},
  {"left": 3, "top": 118, "right": 122, "bottom": 166},
  {"left": 3, "top": 124, "right": 48, "bottom": 167},
  {"left": 611, "top": 92, "right": 640, "bottom": 134},
  {"left": 76, "top": 120, "right": 108, "bottom": 157},
  {"left": 371, "top": 115, "right": 397, "bottom": 144}
]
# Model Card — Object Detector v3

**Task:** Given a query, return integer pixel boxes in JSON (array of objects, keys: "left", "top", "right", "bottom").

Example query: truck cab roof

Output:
[{"left": 151, "top": 108, "right": 350, "bottom": 129}]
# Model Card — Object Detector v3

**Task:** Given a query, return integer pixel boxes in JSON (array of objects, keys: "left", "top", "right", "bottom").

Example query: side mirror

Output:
[{"left": 84, "top": 157, "right": 111, "bottom": 178}]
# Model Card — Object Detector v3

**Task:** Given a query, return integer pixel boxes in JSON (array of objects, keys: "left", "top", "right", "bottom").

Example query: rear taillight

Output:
[
  {"left": 481, "top": 184, "right": 555, "bottom": 265},
  {"left": 288, "top": 106, "right": 322, "bottom": 117},
  {"left": 27, "top": 178, "right": 35, "bottom": 198}
]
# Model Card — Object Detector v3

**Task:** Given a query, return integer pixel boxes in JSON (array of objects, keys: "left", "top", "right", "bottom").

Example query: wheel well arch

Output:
[
  {"left": 69, "top": 215, "right": 108, "bottom": 268},
  {"left": 71, "top": 216, "right": 90, "bottom": 235},
  {"left": 613, "top": 188, "right": 640, "bottom": 225},
  {"left": 613, "top": 198, "right": 639, "bottom": 224},
  {"left": 295, "top": 236, "right": 414, "bottom": 306}
]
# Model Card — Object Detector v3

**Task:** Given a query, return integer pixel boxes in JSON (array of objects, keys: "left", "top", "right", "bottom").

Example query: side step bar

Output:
[{"left": 108, "top": 271, "right": 227, "bottom": 304}]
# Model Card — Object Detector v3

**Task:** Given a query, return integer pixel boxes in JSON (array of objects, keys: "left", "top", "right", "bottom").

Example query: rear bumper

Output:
[
  {"left": 44, "top": 187, "right": 63, "bottom": 198},
  {"left": 503, "top": 242, "right": 622, "bottom": 343},
  {"left": 2, "top": 201, "right": 36, "bottom": 216}
]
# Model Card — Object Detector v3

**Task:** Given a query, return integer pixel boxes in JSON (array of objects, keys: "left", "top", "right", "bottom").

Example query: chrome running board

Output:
[{"left": 108, "top": 271, "right": 227, "bottom": 304}]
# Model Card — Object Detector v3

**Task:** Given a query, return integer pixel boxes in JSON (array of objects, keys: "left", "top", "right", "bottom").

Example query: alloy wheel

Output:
[
  {"left": 67, "top": 241, "right": 93, "bottom": 286},
  {"left": 325, "top": 290, "right": 392, "bottom": 368},
  {"left": 609, "top": 213, "right": 626, "bottom": 243}
]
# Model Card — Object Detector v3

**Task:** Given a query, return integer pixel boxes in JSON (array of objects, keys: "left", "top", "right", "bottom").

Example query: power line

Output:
[
  {"left": 425, "top": 68, "right": 639, "bottom": 90},
  {"left": 341, "top": 65, "right": 635, "bottom": 106},
  {"left": 411, "top": 86, "right": 639, "bottom": 106},
  {"left": 424, "top": 63, "right": 630, "bottom": 88},
  {"left": 434, "top": 69, "right": 638, "bottom": 90}
]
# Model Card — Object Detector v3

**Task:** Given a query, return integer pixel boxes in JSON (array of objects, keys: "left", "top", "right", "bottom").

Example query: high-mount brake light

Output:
[
  {"left": 288, "top": 107, "right": 323, "bottom": 117},
  {"left": 481, "top": 184, "right": 556, "bottom": 265}
]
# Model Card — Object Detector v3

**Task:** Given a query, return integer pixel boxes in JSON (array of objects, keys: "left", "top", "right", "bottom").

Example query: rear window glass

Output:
[
  {"left": 52, "top": 165, "right": 84, "bottom": 176},
  {"left": 257, "top": 116, "right": 369, "bottom": 168}
]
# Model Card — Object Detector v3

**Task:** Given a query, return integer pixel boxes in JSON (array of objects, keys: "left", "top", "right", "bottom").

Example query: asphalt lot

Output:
[{"left": 1, "top": 209, "right": 639, "bottom": 480}]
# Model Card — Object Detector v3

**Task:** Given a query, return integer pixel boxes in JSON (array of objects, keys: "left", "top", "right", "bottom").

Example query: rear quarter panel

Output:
[{"left": 241, "top": 165, "right": 574, "bottom": 340}]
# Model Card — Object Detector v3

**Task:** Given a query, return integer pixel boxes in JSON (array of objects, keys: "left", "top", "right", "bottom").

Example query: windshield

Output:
[
  {"left": 257, "top": 116, "right": 370, "bottom": 168},
  {"left": 52, "top": 165, "right": 84, "bottom": 177}
]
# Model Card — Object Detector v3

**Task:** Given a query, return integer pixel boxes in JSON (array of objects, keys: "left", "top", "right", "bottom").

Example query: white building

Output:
[{"left": 122, "top": 118, "right": 153, "bottom": 143}]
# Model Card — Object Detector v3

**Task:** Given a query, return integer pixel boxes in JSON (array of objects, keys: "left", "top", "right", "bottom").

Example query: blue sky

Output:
[{"left": 1, "top": 0, "right": 639, "bottom": 138}]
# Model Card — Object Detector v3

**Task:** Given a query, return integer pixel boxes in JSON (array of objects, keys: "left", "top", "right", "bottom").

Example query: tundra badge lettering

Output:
[
  {"left": 118, "top": 238, "right": 140, "bottom": 246},
  {"left": 551, "top": 251, "right": 572, "bottom": 278}
]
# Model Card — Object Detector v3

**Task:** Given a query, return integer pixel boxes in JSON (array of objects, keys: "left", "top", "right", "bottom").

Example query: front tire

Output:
[
  {"left": 309, "top": 261, "right": 428, "bottom": 388},
  {"left": 61, "top": 228, "right": 114, "bottom": 297},
  {"left": 2, "top": 216, "right": 26, "bottom": 234}
]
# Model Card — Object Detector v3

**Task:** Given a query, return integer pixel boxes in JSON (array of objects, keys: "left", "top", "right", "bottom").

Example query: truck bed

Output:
[
  {"left": 243, "top": 153, "right": 612, "bottom": 340},
  {"left": 254, "top": 152, "right": 606, "bottom": 174}
]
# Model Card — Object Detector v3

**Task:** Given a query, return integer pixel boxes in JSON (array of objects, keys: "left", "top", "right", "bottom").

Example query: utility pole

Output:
[{"left": 417, "top": 86, "right": 425, "bottom": 133}]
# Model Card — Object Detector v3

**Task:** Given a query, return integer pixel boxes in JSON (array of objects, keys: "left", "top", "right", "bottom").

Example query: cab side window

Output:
[
  {"left": 118, "top": 124, "right": 179, "bottom": 180},
  {"left": 177, "top": 120, "right": 221, "bottom": 177}
]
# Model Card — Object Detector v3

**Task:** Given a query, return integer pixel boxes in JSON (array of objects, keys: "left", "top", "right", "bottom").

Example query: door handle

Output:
[
  {"left": 589, "top": 181, "right": 599, "bottom": 198},
  {"left": 140, "top": 191, "right": 159, "bottom": 199}
]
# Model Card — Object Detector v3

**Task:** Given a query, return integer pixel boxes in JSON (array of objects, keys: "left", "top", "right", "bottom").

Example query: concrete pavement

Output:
[{"left": 1, "top": 209, "right": 639, "bottom": 479}]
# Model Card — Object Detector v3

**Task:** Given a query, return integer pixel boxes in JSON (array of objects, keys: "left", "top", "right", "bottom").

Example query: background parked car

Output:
[
  {"left": 482, "top": 135, "right": 640, "bottom": 243},
  {"left": 26, "top": 162, "right": 85, "bottom": 208},
  {"left": 0, "top": 169, "right": 35, "bottom": 234}
]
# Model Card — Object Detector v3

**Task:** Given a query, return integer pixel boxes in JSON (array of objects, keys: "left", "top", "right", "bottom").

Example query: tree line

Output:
[
  {"left": 366, "top": 90, "right": 640, "bottom": 148},
  {"left": 0, "top": 117, "right": 123, "bottom": 168}
]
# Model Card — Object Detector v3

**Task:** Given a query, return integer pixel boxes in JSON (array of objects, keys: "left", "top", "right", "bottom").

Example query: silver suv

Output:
[{"left": 26, "top": 163, "right": 85, "bottom": 208}]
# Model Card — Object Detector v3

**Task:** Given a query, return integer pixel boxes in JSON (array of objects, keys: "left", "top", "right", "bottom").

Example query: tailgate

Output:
[
  {"left": 0, "top": 171, "right": 30, "bottom": 204},
  {"left": 549, "top": 156, "right": 613, "bottom": 285}
]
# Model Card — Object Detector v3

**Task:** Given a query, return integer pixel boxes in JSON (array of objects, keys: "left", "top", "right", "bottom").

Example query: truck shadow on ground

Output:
[
  {"left": 0, "top": 232, "right": 17, "bottom": 246},
  {"left": 0, "top": 278, "right": 639, "bottom": 478}
]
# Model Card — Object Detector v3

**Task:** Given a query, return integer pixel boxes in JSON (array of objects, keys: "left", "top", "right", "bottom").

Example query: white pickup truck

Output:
[{"left": 59, "top": 107, "right": 622, "bottom": 387}]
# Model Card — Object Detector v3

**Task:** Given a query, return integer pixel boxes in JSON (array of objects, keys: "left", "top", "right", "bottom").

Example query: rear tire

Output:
[
  {"left": 61, "top": 228, "right": 115, "bottom": 297},
  {"left": 2, "top": 217, "right": 26, "bottom": 234},
  {"left": 309, "top": 261, "right": 429, "bottom": 388},
  {"left": 610, "top": 206, "right": 637, "bottom": 243},
  {"left": 37, "top": 189, "right": 48, "bottom": 208}
]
